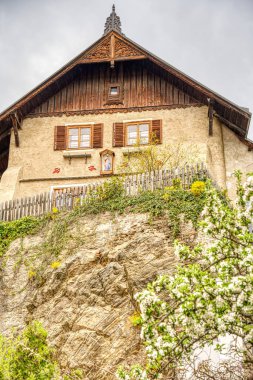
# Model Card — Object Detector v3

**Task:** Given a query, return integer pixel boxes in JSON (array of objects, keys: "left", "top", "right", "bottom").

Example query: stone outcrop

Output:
[{"left": 0, "top": 213, "right": 195, "bottom": 379}]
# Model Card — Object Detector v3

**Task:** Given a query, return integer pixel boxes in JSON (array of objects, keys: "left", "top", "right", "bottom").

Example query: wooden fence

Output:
[{"left": 0, "top": 163, "right": 208, "bottom": 222}]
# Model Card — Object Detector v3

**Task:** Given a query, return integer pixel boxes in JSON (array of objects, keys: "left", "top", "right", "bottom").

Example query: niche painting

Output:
[{"left": 100, "top": 149, "right": 114, "bottom": 175}]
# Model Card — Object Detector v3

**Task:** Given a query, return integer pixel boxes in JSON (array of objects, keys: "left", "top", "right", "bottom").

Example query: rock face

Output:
[{"left": 0, "top": 213, "right": 195, "bottom": 379}]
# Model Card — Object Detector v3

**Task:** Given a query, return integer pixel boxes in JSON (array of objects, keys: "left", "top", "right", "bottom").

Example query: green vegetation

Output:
[
  {"left": 119, "top": 136, "right": 200, "bottom": 174},
  {"left": 0, "top": 178, "right": 210, "bottom": 378},
  {"left": 190, "top": 180, "right": 206, "bottom": 196},
  {"left": 73, "top": 177, "right": 206, "bottom": 228},
  {"left": 0, "top": 321, "right": 82, "bottom": 380},
  {"left": 0, "top": 217, "right": 43, "bottom": 257},
  {"left": 0, "top": 177, "right": 208, "bottom": 291},
  {"left": 0, "top": 321, "right": 57, "bottom": 380},
  {"left": 117, "top": 172, "right": 253, "bottom": 380},
  {"left": 0, "top": 178, "right": 207, "bottom": 262}
]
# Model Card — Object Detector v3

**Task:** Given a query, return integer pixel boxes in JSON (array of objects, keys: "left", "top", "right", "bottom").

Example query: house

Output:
[{"left": 0, "top": 5, "right": 252, "bottom": 202}]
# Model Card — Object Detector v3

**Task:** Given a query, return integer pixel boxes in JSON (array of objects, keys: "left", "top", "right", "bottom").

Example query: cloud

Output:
[{"left": 0, "top": 0, "right": 252, "bottom": 138}]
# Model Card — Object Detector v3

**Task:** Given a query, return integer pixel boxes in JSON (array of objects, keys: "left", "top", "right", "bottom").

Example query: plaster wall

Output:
[
  {"left": 222, "top": 126, "right": 253, "bottom": 198},
  {"left": 0, "top": 106, "right": 230, "bottom": 200}
]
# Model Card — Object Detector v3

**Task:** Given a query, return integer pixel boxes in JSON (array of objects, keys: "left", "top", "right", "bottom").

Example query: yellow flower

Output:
[
  {"left": 129, "top": 313, "right": 142, "bottom": 326},
  {"left": 50, "top": 261, "right": 61, "bottom": 269},
  {"left": 28, "top": 270, "right": 36, "bottom": 279},
  {"left": 191, "top": 181, "right": 206, "bottom": 196}
]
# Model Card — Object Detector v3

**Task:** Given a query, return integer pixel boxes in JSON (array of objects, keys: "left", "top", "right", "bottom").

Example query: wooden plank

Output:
[{"left": 0, "top": 129, "right": 11, "bottom": 143}]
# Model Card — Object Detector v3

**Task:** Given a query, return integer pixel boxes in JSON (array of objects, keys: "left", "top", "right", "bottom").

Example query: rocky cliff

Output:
[{"left": 0, "top": 212, "right": 195, "bottom": 379}]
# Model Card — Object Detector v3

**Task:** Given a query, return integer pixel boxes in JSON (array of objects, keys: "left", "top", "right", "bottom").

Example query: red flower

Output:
[
  {"left": 53, "top": 168, "right": 60, "bottom": 174},
  {"left": 88, "top": 165, "right": 96, "bottom": 171}
]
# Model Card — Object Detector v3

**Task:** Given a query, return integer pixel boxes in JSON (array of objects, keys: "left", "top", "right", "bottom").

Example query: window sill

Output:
[{"left": 63, "top": 150, "right": 92, "bottom": 158}]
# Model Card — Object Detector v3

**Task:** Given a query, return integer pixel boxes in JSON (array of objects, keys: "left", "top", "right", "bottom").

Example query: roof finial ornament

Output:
[{"left": 103, "top": 4, "right": 123, "bottom": 35}]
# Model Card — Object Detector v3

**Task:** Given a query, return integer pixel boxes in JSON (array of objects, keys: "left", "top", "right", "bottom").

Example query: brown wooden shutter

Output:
[
  {"left": 93, "top": 124, "right": 103, "bottom": 148},
  {"left": 113, "top": 123, "right": 124, "bottom": 147},
  {"left": 151, "top": 120, "right": 162, "bottom": 144},
  {"left": 54, "top": 125, "right": 66, "bottom": 150}
]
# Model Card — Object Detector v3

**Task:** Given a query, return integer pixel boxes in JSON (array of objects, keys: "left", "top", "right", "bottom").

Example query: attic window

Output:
[
  {"left": 110, "top": 87, "right": 119, "bottom": 95},
  {"left": 105, "top": 83, "right": 123, "bottom": 105}
]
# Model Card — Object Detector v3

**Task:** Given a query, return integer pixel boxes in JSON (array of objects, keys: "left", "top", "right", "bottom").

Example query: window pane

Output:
[
  {"left": 139, "top": 124, "right": 149, "bottom": 144},
  {"left": 110, "top": 87, "right": 118, "bottom": 95},
  {"left": 128, "top": 125, "right": 137, "bottom": 145},
  {"left": 80, "top": 128, "right": 90, "bottom": 147},
  {"left": 139, "top": 124, "right": 149, "bottom": 132},
  {"left": 69, "top": 140, "right": 78, "bottom": 148},
  {"left": 81, "top": 128, "right": 90, "bottom": 135},
  {"left": 69, "top": 129, "right": 78, "bottom": 136},
  {"left": 140, "top": 137, "right": 149, "bottom": 144},
  {"left": 70, "top": 135, "right": 78, "bottom": 141}
]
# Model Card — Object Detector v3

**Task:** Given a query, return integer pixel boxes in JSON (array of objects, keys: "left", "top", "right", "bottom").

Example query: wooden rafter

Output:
[
  {"left": 214, "top": 113, "right": 245, "bottom": 135},
  {"left": 0, "top": 129, "right": 11, "bottom": 142},
  {"left": 0, "top": 148, "right": 8, "bottom": 160},
  {"left": 14, "top": 111, "right": 23, "bottom": 129},
  {"left": 10, "top": 114, "right": 20, "bottom": 147}
]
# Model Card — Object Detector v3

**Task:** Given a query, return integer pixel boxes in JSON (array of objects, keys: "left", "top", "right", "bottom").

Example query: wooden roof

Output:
[{"left": 0, "top": 10, "right": 252, "bottom": 146}]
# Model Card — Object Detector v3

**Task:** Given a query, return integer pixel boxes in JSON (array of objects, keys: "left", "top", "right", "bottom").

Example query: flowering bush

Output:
[
  {"left": 190, "top": 180, "right": 206, "bottom": 196},
  {"left": 0, "top": 321, "right": 83, "bottom": 380},
  {"left": 93, "top": 177, "right": 124, "bottom": 201},
  {"left": 117, "top": 172, "right": 253, "bottom": 380}
]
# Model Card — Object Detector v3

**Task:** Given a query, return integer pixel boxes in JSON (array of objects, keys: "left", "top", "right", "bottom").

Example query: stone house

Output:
[{"left": 0, "top": 6, "right": 252, "bottom": 202}]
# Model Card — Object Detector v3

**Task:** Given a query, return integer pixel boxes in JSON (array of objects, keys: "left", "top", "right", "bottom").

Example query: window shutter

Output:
[
  {"left": 93, "top": 124, "right": 103, "bottom": 148},
  {"left": 151, "top": 120, "right": 162, "bottom": 144},
  {"left": 54, "top": 126, "right": 66, "bottom": 150},
  {"left": 113, "top": 123, "right": 124, "bottom": 147}
]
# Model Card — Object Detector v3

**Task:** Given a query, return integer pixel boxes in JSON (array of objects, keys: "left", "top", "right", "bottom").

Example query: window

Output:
[
  {"left": 54, "top": 124, "right": 103, "bottom": 150},
  {"left": 67, "top": 126, "right": 91, "bottom": 149},
  {"left": 126, "top": 122, "right": 150, "bottom": 146},
  {"left": 110, "top": 86, "right": 119, "bottom": 95},
  {"left": 105, "top": 83, "right": 123, "bottom": 104},
  {"left": 113, "top": 120, "right": 162, "bottom": 148}
]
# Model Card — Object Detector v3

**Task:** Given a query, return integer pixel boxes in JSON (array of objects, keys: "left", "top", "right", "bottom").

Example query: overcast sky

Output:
[{"left": 0, "top": 0, "right": 252, "bottom": 140}]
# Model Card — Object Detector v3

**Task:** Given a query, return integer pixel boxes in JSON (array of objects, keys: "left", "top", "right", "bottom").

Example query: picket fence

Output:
[{"left": 0, "top": 163, "right": 208, "bottom": 222}]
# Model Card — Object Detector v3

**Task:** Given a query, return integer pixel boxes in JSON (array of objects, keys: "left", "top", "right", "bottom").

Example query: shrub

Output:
[
  {"left": 190, "top": 180, "right": 206, "bottom": 196},
  {"left": 0, "top": 321, "right": 58, "bottom": 380},
  {"left": 0, "top": 216, "right": 42, "bottom": 257},
  {"left": 94, "top": 177, "right": 124, "bottom": 201}
]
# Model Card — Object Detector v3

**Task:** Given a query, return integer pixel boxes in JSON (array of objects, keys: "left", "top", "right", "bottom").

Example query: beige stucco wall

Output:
[
  {"left": 0, "top": 105, "right": 244, "bottom": 201},
  {"left": 222, "top": 126, "right": 253, "bottom": 198}
]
